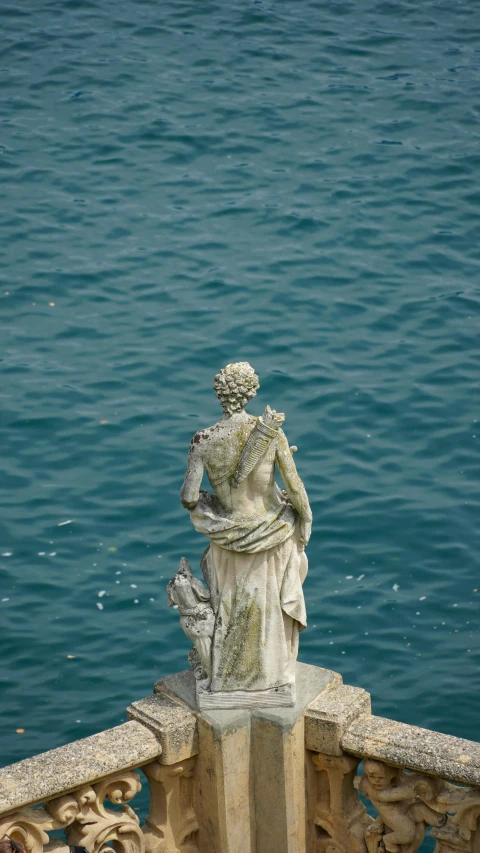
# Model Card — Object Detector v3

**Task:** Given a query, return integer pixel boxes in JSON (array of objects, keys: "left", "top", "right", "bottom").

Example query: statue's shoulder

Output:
[
  {"left": 188, "top": 419, "right": 228, "bottom": 449},
  {"left": 188, "top": 426, "right": 213, "bottom": 452}
]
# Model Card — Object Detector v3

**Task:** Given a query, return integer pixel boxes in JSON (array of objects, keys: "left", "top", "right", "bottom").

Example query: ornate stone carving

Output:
[
  {"left": 173, "top": 361, "right": 312, "bottom": 709},
  {"left": 167, "top": 558, "right": 214, "bottom": 682},
  {"left": 431, "top": 784, "right": 480, "bottom": 853},
  {"left": 63, "top": 771, "right": 143, "bottom": 853},
  {"left": 309, "top": 752, "right": 370, "bottom": 853},
  {"left": 0, "top": 771, "right": 144, "bottom": 853},
  {"left": 354, "top": 759, "right": 480, "bottom": 853},
  {"left": 141, "top": 758, "right": 198, "bottom": 853},
  {"left": 0, "top": 808, "right": 52, "bottom": 853}
]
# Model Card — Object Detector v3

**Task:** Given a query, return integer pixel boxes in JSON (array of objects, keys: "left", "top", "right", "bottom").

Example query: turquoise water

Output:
[{"left": 1, "top": 0, "right": 479, "bottom": 768}]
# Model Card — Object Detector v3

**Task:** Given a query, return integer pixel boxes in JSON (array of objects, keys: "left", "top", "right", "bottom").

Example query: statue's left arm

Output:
[
  {"left": 275, "top": 429, "right": 312, "bottom": 548},
  {"left": 180, "top": 435, "right": 204, "bottom": 510}
]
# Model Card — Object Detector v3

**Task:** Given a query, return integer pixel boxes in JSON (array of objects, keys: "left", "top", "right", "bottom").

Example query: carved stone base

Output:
[
  {"left": 196, "top": 680, "right": 295, "bottom": 709},
  {"left": 153, "top": 662, "right": 337, "bottom": 853}
]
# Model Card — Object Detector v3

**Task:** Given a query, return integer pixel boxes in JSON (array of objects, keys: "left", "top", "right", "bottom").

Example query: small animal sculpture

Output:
[{"left": 167, "top": 557, "right": 215, "bottom": 682}]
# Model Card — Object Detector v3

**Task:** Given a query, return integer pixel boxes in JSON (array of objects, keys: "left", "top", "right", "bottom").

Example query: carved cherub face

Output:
[{"left": 363, "top": 760, "right": 397, "bottom": 789}]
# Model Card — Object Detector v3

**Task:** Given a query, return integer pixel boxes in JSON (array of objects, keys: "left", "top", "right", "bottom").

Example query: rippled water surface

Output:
[{"left": 1, "top": 0, "right": 479, "bottom": 766}]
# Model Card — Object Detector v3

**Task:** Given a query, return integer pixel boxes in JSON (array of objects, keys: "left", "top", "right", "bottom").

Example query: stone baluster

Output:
[
  {"left": 308, "top": 753, "right": 370, "bottom": 853},
  {"left": 141, "top": 758, "right": 199, "bottom": 853}
]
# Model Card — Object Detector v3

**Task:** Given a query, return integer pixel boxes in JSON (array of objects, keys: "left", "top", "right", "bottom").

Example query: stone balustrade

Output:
[{"left": 1, "top": 664, "right": 479, "bottom": 853}]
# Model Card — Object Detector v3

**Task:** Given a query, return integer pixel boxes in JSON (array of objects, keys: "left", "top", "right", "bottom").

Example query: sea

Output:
[{"left": 1, "top": 0, "right": 479, "bottom": 771}]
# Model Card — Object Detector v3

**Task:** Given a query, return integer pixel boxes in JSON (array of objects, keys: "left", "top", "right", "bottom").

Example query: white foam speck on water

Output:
[
  {"left": 58, "top": 520, "right": 74, "bottom": 526},
  {"left": 96, "top": 602, "right": 104, "bottom": 611},
  {"left": 2, "top": 598, "right": 9, "bottom": 602},
  {"left": 149, "top": 597, "right": 155, "bottom": 601},
  {"left": 115, "top": 580, "right": 120, "bottom": 584},
  {"left": 357, "top": 574, "right": 365, "bottom": 581},
  {"left": 49, "top": 552, "right": 57, "bottom": 556},
  {"left": 98, "top": 590, "right": 106, "bottom": 597},
  {"left": 130, "top": 583, "right": 137, "bottom": 588},
  {"left": 346, "top": 575, "right": 353, "bottom": 579},
  {"left": 116, "top": 571, "right": 121, "bottom": 575},
  {"left": 134, "top": 599, "right": 139, "bottom": 604},
  {"left": 419, "top": 596, "right": 426, "bottom": 600},
  {"left": 392, "top": 583, "right": 400, "bottom": 592},
  {"left": 2, "top": 552, "right": 12, "bottom": 557}
]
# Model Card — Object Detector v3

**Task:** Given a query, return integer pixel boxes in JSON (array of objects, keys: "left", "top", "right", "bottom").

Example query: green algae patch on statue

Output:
[{"left": 168, "top": 362, "right": 312, "bottom": 710}]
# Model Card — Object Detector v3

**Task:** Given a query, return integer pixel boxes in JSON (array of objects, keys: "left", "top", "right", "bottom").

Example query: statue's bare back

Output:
[{"left": 181, "top": 409, "right": 311, "bottom": 543}]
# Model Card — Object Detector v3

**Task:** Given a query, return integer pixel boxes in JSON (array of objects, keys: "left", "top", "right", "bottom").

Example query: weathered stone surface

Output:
[
  {"left": 175, "top": 361, "right": 313, "bottom": 703},
  {"left": 155, "top": 661, "right": 338, "bottom": 853},
  {"left": 196, "top": 679, "right": 295, "bottom": 709},
  {"left": 0, "top": 769, "right": 144, "bottom": 853},
  {"left": 154, "top": 667, "right": 197, "bottom": 705},
  {"left": 252, "top": 713, "right": 305, "bottom": 853},
  {"left": 127, "top": 691, "right": 198, "bottom": 765},
  {"left": 0, "top": 721, "right": 161, "bottom": 815},
  {"left": 342, "top": 715, "right": 480, "bottom": 786},
  {"left": 142, "top": 757, "right": 199, "bottom": 853},
  {"left": 155, "top": 661, "right": 339, "bottom": 718},
  {"left": 248, "top": 664, "right": 339, "bottom": 853},
  {"left": 307, "top": 752, "right": 370, "bottom": 853},
  {"left": 305, "top": 682, "right": 371, "bottom": 756},
  {"left": 194, "top": 712, "right": 253, "bottom": 853}
]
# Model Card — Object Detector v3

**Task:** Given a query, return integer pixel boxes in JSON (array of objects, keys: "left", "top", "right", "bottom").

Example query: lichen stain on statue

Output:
[{"left": 167, "top": 362, "right": 312, "bottom": 710}]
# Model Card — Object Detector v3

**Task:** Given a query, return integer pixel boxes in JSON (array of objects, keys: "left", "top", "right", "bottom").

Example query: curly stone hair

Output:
[{"left": 213, "top": 362, "right": 260, "bottom": 414}]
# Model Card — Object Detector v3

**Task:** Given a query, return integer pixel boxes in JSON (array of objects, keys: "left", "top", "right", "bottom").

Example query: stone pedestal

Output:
[{"left": 150, "top": 662, "right": 337, "bottom": 853}]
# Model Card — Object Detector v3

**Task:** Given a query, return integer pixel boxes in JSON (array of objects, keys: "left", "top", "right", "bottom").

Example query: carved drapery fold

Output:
[{"left": 141, "top": 758, "right": 199, "bottom": 853}]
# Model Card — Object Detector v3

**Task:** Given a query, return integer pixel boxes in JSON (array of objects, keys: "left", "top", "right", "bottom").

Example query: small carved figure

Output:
[
  {"left": 355, "top": 760, "right": 446, "bottom": 853},
  {"left": 167, "top": 558, "right": 215, "bottom": 682}
]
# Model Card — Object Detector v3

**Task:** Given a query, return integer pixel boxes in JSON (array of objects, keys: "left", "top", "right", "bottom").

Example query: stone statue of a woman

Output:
[{"left": 175, "top": 361, "right": 312, "bottom": 708}]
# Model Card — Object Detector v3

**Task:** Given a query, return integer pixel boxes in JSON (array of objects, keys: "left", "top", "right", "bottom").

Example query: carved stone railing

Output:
[
  {"left": 305, "top": 681, "right": 480, "bottom": 853},
  {"left": 1, "top": 666, "right": 479, "bottom": 853},
  {"left": 0, "top": 694, "right": 199, "bottom": 853}
]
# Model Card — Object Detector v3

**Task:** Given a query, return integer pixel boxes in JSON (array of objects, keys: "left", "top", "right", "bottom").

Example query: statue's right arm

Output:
[
  {"left": 276, "top": 429, "right": 312, "bottom": 547},
  {"left": 180, "top": 437, "right": 204, "bottom": 510}
]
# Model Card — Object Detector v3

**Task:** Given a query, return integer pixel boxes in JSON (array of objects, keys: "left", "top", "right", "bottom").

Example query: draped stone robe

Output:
[{"left": 182, "top": 415, "right": 309, "bottom": 693}]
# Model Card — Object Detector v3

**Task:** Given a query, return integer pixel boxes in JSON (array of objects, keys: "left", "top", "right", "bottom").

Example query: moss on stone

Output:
[{"left": 216, "top": 595, "right": 264, "bottom": 689}]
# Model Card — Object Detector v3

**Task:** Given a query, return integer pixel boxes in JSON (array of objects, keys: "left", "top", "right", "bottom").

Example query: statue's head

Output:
[
  {"left": 213, "top": 362, "right": 260, "bottom": 414},
  {"left": 363, "top": 759, "right": 397, "bottom": 789}
]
